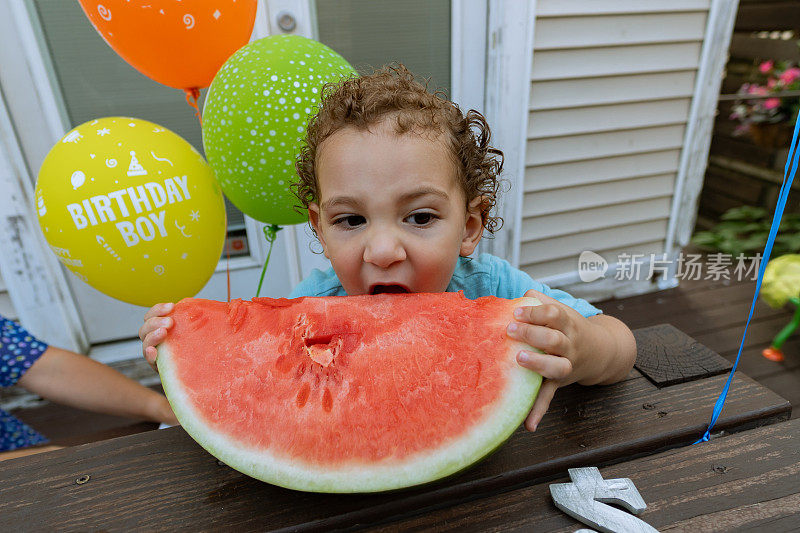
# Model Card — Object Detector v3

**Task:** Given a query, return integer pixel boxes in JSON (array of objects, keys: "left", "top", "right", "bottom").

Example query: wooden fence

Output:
[{"left": 697, "top": 0, "right": 800, "bottom": 229}]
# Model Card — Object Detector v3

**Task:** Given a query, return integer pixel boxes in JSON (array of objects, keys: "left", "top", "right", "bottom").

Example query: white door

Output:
[{"left": 0, "top": 0, "right": 485, "bottom": 351}]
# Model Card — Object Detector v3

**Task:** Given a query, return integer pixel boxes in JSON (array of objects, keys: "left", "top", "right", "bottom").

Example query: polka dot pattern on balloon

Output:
[{"left": 203, "top": 34, "right": 357, "bottom": 225}]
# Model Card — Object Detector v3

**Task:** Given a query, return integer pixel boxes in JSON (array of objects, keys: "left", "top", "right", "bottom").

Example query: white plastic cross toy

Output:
[{"left": 550, "top": 467, "right": 658, "bottom": 533}]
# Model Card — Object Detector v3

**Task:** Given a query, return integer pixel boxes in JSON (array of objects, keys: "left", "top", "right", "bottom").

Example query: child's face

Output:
[{"left": 307, "top": 120, "right": 484, "bottom": 295}]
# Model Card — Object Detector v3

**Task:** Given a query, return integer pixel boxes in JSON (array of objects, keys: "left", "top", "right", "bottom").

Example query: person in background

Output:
[{"left": 0, "top": 313, "right": 178, "bottom": 460}]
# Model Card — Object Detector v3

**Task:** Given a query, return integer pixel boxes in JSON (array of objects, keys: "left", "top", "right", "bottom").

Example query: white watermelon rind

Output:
[{"left": 157, "top": 297, "right": 543, "bottom": 493}]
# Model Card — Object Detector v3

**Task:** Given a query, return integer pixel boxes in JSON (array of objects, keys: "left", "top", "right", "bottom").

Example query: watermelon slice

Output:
[{"left": 157, "top": 293, "right": 542, "bottom": 493}]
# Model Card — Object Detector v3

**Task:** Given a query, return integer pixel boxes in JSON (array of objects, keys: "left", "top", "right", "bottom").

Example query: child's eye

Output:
[
  {"left": 405, "top": 212, "right": 437, "bottom": 226},
  {"left": 332, "top": 215, "right": 366, "bottom": 228}
]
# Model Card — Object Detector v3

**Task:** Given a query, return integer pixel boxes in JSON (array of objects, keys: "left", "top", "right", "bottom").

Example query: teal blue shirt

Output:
[{"left": 289, "top": 253, "right": 601, "bottom": 318}]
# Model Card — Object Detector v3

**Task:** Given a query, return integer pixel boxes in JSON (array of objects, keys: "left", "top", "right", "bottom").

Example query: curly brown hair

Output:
[{"left": 293, "top": 64, "right": 504, "bottom": 233}]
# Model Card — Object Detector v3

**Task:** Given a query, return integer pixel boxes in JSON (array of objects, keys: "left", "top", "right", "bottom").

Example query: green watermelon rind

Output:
[{"left": 157, "top": 297, "right": 543, "bottom": 493}]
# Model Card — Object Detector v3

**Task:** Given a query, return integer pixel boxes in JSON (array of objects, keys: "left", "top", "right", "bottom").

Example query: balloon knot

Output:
[
  {"left": 184, "top": 88, "right": 203, "bottom": 125},
  {"left": 255, "top": 225, "right": 283, "bottom": 298},
  {"left": 263, "top": 224, "right": 282, "bottom": 243}
]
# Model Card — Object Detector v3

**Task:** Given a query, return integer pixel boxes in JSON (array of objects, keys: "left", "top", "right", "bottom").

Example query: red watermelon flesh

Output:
[{"left": 157, "top": 292, "right": 542, "bottom": 492}]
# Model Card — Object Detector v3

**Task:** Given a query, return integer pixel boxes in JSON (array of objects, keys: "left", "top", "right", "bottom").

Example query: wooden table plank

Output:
[
  {"left": 0, "top": 328, "right": 792, "bottom": 531},
  {"left": 0, "top": 371, "right": 788, "bottom": 532},
  {"left": 373, "top": 418, "right": 800, "bottom": 532}
]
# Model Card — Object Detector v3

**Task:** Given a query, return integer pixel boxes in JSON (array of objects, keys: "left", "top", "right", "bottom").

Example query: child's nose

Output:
[{"left": 363, "top": 229, "right": 407, "bottom": 268}]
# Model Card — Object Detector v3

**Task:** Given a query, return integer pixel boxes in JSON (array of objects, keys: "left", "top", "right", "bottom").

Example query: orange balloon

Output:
[{"left": 78, "top": 0, "right": 257, "bottom": 90}]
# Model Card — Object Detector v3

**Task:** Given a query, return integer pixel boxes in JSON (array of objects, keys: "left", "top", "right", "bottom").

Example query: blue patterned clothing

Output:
[{"left": 1, "top": 316, "right": 49, "bottom": 451}]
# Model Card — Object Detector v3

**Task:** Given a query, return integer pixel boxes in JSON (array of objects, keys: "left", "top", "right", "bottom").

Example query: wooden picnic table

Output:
[
  {"left": 378, "top": 416, "right": 800, "bottom": 532},
  {"left": 0, "top": 324, "right": 792, "bottom": 531}
]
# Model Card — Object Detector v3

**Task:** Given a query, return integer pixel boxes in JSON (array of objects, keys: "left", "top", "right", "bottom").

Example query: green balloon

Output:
[{"left": 203, "top": 35, "right": 356, "bottom": 225}]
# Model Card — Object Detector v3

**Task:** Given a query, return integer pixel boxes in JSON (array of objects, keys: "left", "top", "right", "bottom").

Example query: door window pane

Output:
[{"left": 315, "top": 0, "right": 451, "bottom": 94}]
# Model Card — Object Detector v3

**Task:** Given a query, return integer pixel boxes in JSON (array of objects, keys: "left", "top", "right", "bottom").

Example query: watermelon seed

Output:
[
  {"left": 322, "top": 388, "right": 333, "bottom": 413},
  {"left": 296, "top": 382, "right": 311, "bottom": 408}
]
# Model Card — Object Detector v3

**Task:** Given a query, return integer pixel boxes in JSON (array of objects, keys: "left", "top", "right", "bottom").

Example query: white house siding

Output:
[{"left": 521, "top": 0, "right": 712, "bottom": 296}]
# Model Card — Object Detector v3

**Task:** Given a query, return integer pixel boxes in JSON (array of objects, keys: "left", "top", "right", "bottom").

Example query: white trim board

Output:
[
  {"left": 479, "top": 0, "right": 536, "bottom": 266},
  {"left": 451, "top": 0, "right": 488, "bottom": 115},
  {"left": 9, "top": 0, "right": 70, "bottom": 149},
  {"left": 663, "top": 0, "right": 739, "bottom": 282},
  {"left": 0, "top": 88, "right": 87, "bottom": 351}
]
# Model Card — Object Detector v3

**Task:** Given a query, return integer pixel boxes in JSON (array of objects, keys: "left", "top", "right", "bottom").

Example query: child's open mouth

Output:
[{"left": 369, "top": 284, "right": 410, "bottom": 295}]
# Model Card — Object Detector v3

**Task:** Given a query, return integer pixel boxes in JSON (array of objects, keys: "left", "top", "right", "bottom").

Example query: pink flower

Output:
[
  {"left": 780, "top": 67, "right": 800, "bottom": 85},
  {"left": 764, "top": 98, "right": 781, "bottom": 110},
  {"left": 759, "top": 60, "right": 774, "bottom": 73},
  {"left": 749, "top": 84, "right": 768, "bottom": 96},
  {"left": 768, "top": 78, "right": 778, "bottom": 89}
]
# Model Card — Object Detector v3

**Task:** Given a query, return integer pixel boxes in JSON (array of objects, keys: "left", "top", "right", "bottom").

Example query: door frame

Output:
[
  {"left": 0, "top": 1, "right": 86, "bottom": 351},
  {"left": 478, "top": 0, "right": 534, "bottom": 266},
  {"left": 0, "top": 82, "right": 88, "bottom": 352}
]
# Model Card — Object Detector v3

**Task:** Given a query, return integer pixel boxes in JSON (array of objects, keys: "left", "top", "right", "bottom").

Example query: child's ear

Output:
[
  {"left": 307, "top": 202, "right": 330, "bottom": 258},
  {"left": 460, "top": 196, "right": 485, "bottom": 257}
]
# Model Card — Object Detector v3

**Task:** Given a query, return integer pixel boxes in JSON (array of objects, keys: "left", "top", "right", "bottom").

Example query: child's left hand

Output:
[{"left": 506, "top": 289, "right": 636, "bottom": 433}]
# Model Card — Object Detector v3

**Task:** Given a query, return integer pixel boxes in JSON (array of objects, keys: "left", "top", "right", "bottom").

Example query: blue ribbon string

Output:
[{"left": 695, "top": 112, "right": 800, "bottom": 443}]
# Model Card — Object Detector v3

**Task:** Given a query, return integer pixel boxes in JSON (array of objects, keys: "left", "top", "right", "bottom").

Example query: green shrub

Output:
[{"left": 692, "top": 206, "right": 800, "bottom": 256}]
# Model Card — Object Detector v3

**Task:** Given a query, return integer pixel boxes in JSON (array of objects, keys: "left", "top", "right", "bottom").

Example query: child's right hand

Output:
[{"left": 139, "top": 302, "right": 175, "bottom": 371}]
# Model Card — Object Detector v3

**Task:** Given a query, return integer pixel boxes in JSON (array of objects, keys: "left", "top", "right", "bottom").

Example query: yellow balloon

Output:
[{"left": 35, "top": 117, "right": 226, "bottom": 307}]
